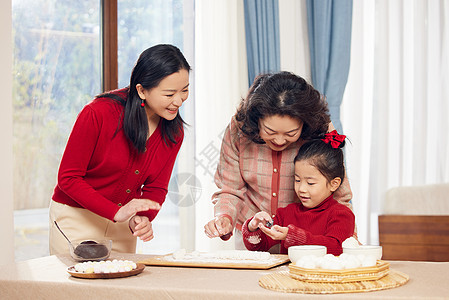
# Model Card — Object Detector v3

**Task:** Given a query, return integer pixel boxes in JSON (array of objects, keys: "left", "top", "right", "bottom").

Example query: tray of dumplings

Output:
[
  {"left": 139, "top": 249, "right": 290, "bottom": 270},
  {"left": 67, "top": 260, "right": 145, "bottom": 279},
  {"left": 289, "top": 254, "right": 390, "bottom": 283}
]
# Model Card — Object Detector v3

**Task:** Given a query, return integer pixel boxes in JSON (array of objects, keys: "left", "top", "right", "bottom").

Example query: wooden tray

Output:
[
  {"left": 259, "top": 269, "right": 409, "bottom": 294},
  {"left": 67, "top": 263, "right": 145, "bottom": 279},
  {"left": 289, "top": 260, "right": 390, "bottom": 283},
  {"left": 139, "top": 254, "right": 289, "bottom": 270}
]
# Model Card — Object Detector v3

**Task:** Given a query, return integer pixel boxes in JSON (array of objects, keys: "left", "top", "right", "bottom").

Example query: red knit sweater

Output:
[
  {"left": 52, "top": 88, "right": 183, "bottom": 222},
  {"left": 242, "top": 194, "right": 355, "bottom": 255}
]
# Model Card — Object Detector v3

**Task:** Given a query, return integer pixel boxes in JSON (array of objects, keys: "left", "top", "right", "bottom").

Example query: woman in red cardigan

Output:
[
  {"left": 49, "top": 44, "right": 190, "bottom": 254},
  {"left": 242, "top": 131, "right": 355, "bottom": 255}
]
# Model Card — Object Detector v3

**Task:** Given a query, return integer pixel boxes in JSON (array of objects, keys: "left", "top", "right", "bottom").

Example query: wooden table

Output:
[{"left": 0, "top": 253, "right": 448, "bottom": 299}]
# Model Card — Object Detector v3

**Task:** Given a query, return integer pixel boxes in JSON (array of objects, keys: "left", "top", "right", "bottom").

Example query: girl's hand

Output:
[
  {"left": 259, "top": 225, "right": 288, "bottom": 240},
  {"left": 114, "top": 198, "right": 160, "bottom": 222},
  {"left": 204, "top": 216, "right": 232, "bottom": 238},
  {"left": 129, "top": 215, "right": 154, "bottom": 242},
  {"left": 248, "top": 211, "right": 272, "bottom": 232}
]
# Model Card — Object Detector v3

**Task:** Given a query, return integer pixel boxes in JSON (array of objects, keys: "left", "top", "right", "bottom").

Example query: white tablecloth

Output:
[{"left": 0, "top": 253, "right": 448, "bottom": 299}]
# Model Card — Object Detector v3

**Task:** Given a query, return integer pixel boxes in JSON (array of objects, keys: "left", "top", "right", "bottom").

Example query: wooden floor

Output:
[{"left": 378, "top": 215, "right": 449, "bottom": 262}]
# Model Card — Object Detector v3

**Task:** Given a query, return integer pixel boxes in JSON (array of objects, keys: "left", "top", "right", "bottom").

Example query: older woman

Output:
[{"left": 204, "top": 72, "right": 353, "bottom": 250}]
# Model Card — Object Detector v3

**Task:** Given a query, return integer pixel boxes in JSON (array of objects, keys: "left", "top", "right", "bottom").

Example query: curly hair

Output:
[{"left": 235, "top": 71, "right": 330, "bottom": 144}]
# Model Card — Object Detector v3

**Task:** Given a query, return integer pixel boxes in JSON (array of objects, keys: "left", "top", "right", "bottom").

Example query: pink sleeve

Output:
[{"left": 212, "top": 119, "right": 247, "bottom": 226}]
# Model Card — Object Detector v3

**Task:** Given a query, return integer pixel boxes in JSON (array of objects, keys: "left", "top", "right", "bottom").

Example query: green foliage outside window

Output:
[
  {"left": 12, "top": 0, "right": 184, "bottom": 211},
  {"left": 12, "top": 0, "right": 101, "bottom": 209}
]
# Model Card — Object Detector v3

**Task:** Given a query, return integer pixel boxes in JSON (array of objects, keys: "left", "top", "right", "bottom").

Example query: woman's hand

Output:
[
  {"left": 129, "top": 215, "right": 154, "bottom": 242},
  {"left": 260, "top": 225, "right": 288, "bottom": 240},
  {"left": 248, "top": 211, "right": 272, "bottom": 232},
  {"left": 113, "top": 198, "right": 160, "bottom": 222},
  {"left": 204, "top": 216, "right": 233, "bottom": 238}
]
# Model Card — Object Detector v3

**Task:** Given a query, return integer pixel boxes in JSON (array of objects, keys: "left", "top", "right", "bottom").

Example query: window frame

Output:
[{"left": 102, "top": 0, "right": 118, "bottom": 92}]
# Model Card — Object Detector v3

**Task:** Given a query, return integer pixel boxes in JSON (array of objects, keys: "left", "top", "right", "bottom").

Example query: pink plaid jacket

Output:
[{"left": 212, "top": 117, "right": 353, "bottom": 231}]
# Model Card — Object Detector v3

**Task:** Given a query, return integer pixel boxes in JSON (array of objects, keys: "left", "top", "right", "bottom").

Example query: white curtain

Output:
[
  {"left": 342, "top": 0, "right": 449, "bottom": 244},
  {"left": 279, "top": 0, "right": 449, "bottom": 245},
  {"left": 192, "top": 0, "right": 449, "bottom": 251},
  {"left": 279, "top": 0, "right": 311, "bottom": 81},
  {"left": 193, "top": 0, "right": 249, "bottom": 252}
]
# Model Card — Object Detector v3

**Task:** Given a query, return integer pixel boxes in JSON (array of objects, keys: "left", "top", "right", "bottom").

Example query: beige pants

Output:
[{"left": 49, "top": 200, "right": 136, "bottom": 255}]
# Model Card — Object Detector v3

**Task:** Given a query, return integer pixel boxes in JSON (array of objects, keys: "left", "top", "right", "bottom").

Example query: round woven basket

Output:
[
  {"left": 259, "top": 265, "right": 409, "bottom": 294},
  {"left": 288, "top": 260, "right": 390, "bottom": 283}
]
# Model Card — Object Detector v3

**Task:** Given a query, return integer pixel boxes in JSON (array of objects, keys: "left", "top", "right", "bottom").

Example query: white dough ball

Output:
[
  {"left": 339, "top": 253, "right": 350, "bottom": 260},
  {"left": 302, "top": 260, "right": 317, "bottom": 269},
  {"left": 295, "top": 255, "right": 318, "bottom": 268},
  {"left": 342, "top": 237, "right": 360, "bottom": 248},
  {"left": 172, "top": 248, "right": 187, "bottom": 260},
  {"left": 322, "top": 259, "right": 344, "bottom": 270},
  {"left": 361, "top": 255, "right": 377, "bottom": 267},
  {"left": 356, "top": 254, "right": 366, "bottom": 263},
  {"left": 343, "top": 256, "right": 361, "bottom": 269},
  {"left": 323, "top": 254, "right": 337, "bottom": 260}
]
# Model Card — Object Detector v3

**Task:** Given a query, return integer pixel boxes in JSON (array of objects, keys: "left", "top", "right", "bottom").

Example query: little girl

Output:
[{"left": 242, "top": 130, "right": 355, "bottom": 255}]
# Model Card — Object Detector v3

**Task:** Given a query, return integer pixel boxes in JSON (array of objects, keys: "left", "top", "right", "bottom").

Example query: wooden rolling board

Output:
[{"left": 139, "top": 253, "right": 290, "bottom": 269}]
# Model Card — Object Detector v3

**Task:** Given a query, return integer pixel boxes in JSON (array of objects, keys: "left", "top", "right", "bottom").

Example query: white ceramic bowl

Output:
[
  {"left": 343, "top": 245, "right": 383, "bottom": 260},
  {"left": 288, "top": 245, "right": 327, "bottom": 263}
]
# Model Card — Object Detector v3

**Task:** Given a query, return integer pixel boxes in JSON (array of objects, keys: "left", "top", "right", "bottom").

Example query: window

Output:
[
  {"left": 13, "top": 0, "right": 101, "bottom": 210},
  {"left": 13, "top": 0, "right": 102, "bottom": 260},
  {"left": 117, "top": 0, "right": 185, "bottom": 87},
  {"left": 12, "top": 0, "right": 191, "bottom": 260}
]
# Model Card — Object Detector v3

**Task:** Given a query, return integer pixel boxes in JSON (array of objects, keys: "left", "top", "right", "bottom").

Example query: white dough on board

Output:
[
  {"left": 172, "top": 248, "right": 187, "bottom": 260},
  {"left": 168, "top": 249, "right": 272, "bottom": 262},
  {"left": 215, "top": 250, "right": 271, "bottom": 260}
]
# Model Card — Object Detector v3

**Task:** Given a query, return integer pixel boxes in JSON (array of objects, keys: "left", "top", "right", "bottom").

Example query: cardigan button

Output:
[
  {"left": 135, "top": 170, "right": 140, "bottom": 174},
  {"left": 118, "top": 203, "right": 122, "bottom": 207},
  {"left": 272, "top": 192, "right": 277, "bottom": 197},
  {"left": 126, "top": 189, "right": 131, "bottom": 193},
  {"left": 273, "top": 168, "right": 278, "bottom": 173}
]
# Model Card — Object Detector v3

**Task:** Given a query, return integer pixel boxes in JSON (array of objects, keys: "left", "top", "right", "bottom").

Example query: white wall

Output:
[{"left": 0, "top": 0, "right": 15, "bottom": 265}]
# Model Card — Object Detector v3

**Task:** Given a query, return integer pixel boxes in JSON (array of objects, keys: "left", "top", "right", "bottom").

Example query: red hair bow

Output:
[{"left": 322, "top": 130, "right": 346, "bottom": 148}]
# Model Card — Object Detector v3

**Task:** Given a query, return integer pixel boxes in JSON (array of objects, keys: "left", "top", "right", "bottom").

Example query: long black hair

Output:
[
  {"left": 98, "top": 44, "right": 190, "bottom": 153},
  {"left": 235, "top": 71, "right": 330, "bottom": 144}
]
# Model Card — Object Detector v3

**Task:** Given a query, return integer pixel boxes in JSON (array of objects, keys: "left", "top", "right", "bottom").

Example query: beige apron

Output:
[{"left": 49, "top": 200, "right": 136, "bottom": 255}]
